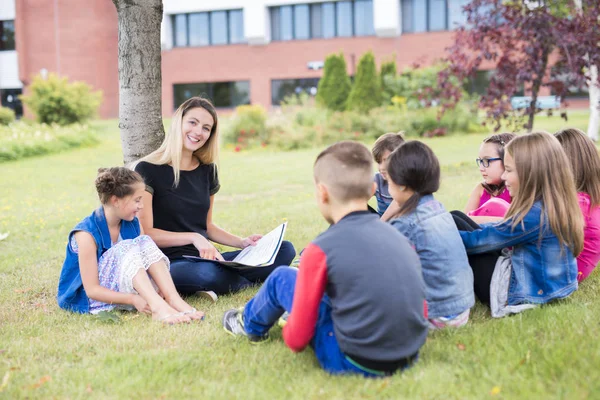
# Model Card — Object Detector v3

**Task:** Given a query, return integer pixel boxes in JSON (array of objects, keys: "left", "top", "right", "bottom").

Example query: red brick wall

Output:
[{"left": 16, "top": 0, "right": 118, "bottom": 119}]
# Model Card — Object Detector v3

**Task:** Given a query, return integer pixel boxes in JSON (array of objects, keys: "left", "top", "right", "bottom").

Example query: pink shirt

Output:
[
  {"left": 576, "top": 192, "right": 600, "bottom": 282},
  {"left": 478, "top": 187, "right": 512, "bottom": 208}
]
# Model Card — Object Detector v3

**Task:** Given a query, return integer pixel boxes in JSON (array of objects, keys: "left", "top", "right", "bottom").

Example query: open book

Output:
[{"left": 183, "top": 222, "right": 288, "bottom": 269}]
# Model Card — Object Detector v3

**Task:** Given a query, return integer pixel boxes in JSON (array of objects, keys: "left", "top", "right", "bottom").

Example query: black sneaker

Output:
[{"left": 222, "top": 308, "right": 269, "bottom": 343}]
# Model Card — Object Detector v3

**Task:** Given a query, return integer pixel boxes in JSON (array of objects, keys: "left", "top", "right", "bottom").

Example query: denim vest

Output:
[
  {"left": 57, "top": 207, "right": 141, "bottom": 313},
  {"left": 460, "top": 201, "right": 578, "bottom": 305},
  {"left": 390, "top": 195, "right": 475, "bottom": 318}
]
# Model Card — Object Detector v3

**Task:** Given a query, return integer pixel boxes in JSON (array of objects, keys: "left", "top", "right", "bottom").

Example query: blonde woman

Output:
[
  {"left": 134, "top": 97, "right": 296, "bottom": 296},
  {"left": 457, "top": 132, "right": 583, "bottom": 317}
]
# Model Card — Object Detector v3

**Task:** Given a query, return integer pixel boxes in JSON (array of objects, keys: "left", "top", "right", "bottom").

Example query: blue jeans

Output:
[
  {"left": 243, "top": 267, "right": 399, "bottom": 377},
  {"left": 169, "top": 241, "right": 296, "bottom": 295}
]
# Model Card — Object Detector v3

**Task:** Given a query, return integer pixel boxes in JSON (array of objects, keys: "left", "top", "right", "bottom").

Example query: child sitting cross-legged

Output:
[
  {"left": 387, "top": 141, "right": 475, "bottom": 329},
  {"left": 222, "top": 141, "right": 428, "bottom": 377}
]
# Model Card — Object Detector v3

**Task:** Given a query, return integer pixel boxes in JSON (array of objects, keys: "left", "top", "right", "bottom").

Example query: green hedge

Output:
[
  {"left": 0, "top": 107, "right": 16, "bottom": 125},
  {"left": 0, "top": 122, "right": 99, "bottom": 162}
]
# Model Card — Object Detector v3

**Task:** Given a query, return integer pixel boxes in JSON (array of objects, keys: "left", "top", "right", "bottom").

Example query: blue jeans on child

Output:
[
  {"left": 169, "top": 241, "right": 296, "bottom": 295},
  {"left": 242, "top": 267, "right": 410, "bottom": 377}
]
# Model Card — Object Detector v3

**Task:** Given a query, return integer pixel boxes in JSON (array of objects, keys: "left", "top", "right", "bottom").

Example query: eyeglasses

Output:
[{"left": 475, "top": 158, "right": 502, "bottom": 168}]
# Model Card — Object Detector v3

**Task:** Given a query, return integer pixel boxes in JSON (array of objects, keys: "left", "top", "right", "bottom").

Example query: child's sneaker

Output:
[
  {"left": 222, "top": 308, "right": 269, "bottom": 343},
  {"left": 278, "top": 311, "right": 290, "bottom": 328}
]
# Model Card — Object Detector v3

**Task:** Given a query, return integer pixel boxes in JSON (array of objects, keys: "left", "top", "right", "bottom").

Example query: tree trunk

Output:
[
  {"left": 526, "top": 46, "right": 550, "bottom": 132},
  {"left": 586, "top": 65, "right": 599, "bottom": 142},
  {"left": 574, "top": 0, "right": 599, "bottom": 141},
  {"left": 113, "top": 0, "right": 165, "bottom": 165}
]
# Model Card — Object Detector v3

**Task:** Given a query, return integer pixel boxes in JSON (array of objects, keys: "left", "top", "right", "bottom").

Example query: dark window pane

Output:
[
  {"left": 229, "top": 10, "right": 244, "bottom": 44},
  {"left": 280, "top": 6, "right": 293, "bottom": 40},
  {"left": 1, "top": 88, "right": 22, "bottom": 116},
  {"left": 231, "top": 81, "right": 250, "bottom": 105},
  {"left": 271, "top": 7, "right": 281, "bottom": 41},
  {"left": 354, "top": 0, "right": 374, "bottom": 36},
  {"left": 322, "top": 3, "right": 336, "bottom": 38},
  {"left": 310, "top": 4, "right": 323, "bottom": 38},
  {"left": 429, "top": 0, "right": 447, "bottom": 31},
  {"left": 189, "top": 13, "right": 210, "bottom": 46},
  {"left": 294, "top": 4, "right": 310, "bottom": 40},
  {"left": 210, "top": 11, "right": 228, "bottom": 45},
  {"left": 271, "top": 78, "right": 320, "bottom": 105},
  {"left": 173, "top": 14, "right": 188, "bottom": 47},
  {"left": 0, "top": 20, "right": 15, "bottom": 51},
  {"left": 413, "top": 0, "right": 427, "bottom": 32},
  {"left": 212, "top": 82, "right": 232, "bottom": 107},
  {"left": 173, "top": 83, "right": 210, "bottom": 110},
  {"left": 401, "top": 0, "right": 413, "bottom": 33},
  {"left": 336, "top": 1, "right": 353, "bottom": 37}
]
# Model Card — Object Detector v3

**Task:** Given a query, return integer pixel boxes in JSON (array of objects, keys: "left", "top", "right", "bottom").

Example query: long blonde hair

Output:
[
  {"left": 554, "top": 128, "right": 600, "bottom": 208},
  {"left": 137, "top": 97, "right": 219, "bottom": 186},
  {"left": 504, "top": 131, "right": 583, "bottom": 256}
]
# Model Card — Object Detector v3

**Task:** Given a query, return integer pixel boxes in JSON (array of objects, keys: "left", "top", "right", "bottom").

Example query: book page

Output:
[{"left": 232, "top": 222, "right": 287, "bottom": 266}]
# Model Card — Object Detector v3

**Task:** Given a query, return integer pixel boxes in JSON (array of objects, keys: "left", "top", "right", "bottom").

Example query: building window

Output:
[
  {"left": 271, "top": 78, "right": 320, "bottom": 105},
  {"left": 0, "top": 88, "right": 22, "bottom": 117},
  {"left": 464, "top": 70, "right": 493, "bottom": 95},
  {"left": 171, "top": 10, "right": 245, "bottom": 47},
  {"left": 173, "top": 81, "right": 250, "bottom": 109},
  {"left": 270, "top": 1, "right": 374, "bottom": 41},
  {"left": 0, "top": 20, "right": 16, "bottom": 51},
  {"left": 401, "top": 0, "right": 454, "bottom": 33}
]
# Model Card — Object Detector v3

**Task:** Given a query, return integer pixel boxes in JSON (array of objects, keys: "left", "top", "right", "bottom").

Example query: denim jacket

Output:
[
  {"left": 460, "top": 201, "right": 578, "bottom": 305},
  {"left": 390, "top": 195, "right": 475, "bottom": 318},
  {"left": 57, "top": 207, "right": 140, "bottom": 313}
]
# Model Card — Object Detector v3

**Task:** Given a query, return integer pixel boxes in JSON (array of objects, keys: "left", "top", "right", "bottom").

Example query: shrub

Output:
[
  {"left": 222, "top": 105, "right": 268, "bottom": 150},
  {"left": 20, "top": 73, "right": 102, "bottom": 125},
  {"left": 316, "top": 53, "right": 351, "bottom": 111},
  {"left": 380, "top": 58, "right": 397, "bottom": 104},
  {"left": 346, "top": 51, "right": 382, "bottom": 114},
  {"left": 0, "top": 122, "right": 99, "bottom": 162},
  {"left": 0, "top": 107, "right": 15, "bottom": 125}
]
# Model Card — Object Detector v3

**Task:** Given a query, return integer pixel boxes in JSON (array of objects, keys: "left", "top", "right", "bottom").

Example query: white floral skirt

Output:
[{"left": 71, "top": 234, "right": 169, "bottom": 314}]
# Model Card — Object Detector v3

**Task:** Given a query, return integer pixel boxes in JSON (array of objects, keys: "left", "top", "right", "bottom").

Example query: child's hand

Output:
[
  {"left": 132, "top": 295, "right": 151, "bottom": 314},
  {"left": 192, "top": 234, "right": 224, "bottom": 261},
  {"left": 241, "top": 234, "right": 263, "bottom": 248}
]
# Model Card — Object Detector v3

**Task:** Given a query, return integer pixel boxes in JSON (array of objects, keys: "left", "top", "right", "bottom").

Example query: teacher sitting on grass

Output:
[{"left": 134, "top": 97, "right": 296, "bottom": 298}]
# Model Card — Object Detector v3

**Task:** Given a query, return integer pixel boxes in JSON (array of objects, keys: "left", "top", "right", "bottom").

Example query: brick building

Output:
[{"left": 0, "top": 0, "right": 580, "bottom": 119}]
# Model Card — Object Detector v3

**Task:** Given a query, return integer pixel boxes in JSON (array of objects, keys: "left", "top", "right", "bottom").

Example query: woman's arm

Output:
[
  {"left": 205, "top": 196, "right": 247, "bottom": 248},
  {"left": 137, "top": 191, "right": 223, "bottom": 260},
  {"left": 465, "top": 183, "right": 484, "bottom": 214},
  {"left": 75, "top": 231, "right": 148, "bottom": 312}
]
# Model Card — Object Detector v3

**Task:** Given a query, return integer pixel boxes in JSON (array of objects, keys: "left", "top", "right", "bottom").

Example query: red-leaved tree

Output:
[{"left": 438, "top": 0, "right": 594, "bottom": 132}]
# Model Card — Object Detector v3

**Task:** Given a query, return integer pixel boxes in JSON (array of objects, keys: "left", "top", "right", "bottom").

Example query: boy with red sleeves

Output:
[{"left": 222, "top": 141, "right": 428, "bottom": 377}]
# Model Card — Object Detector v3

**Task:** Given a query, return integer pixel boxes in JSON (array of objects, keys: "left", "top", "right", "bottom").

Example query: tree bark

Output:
[
  {"left": 526, "top": 46, "right": 550, "bottom": 133},
  {"left": 574, "top": 0, "right": 599, "bottom": 141},
  {"left": 587, "top": 65, "right": 599, "bottom": 141},
  {"left": 113, "top": 0, "right": 165, "bottom": 164}
]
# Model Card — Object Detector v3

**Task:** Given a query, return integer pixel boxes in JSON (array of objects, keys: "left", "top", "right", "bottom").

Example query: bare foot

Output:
[
  {"left": 152, "top": 304, "right": 191, "bottom": 325},
  {"left": 167, "top": 296, "right": 205, "bottom": 322}
]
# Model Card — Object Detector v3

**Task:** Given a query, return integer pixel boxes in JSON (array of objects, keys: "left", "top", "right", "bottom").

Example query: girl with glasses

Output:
[{"left": 464, "top": 133, "right": 516, "bottom": 222}]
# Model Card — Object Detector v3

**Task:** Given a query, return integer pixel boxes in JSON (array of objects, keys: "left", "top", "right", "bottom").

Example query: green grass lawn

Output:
[{"left": 1, "top": 111, "right": 599, "bottom": 399}]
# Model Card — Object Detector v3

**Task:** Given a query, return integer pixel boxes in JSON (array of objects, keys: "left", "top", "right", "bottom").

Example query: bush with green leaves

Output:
[
  {"left": 380, "top": 58, "right": 397, "bottom": 104},
  {"left": 346, "top": 51, "right": 382, "bottom": 114},
  {"left": 385, "top": 63, "right": 468, "bottom": 109},
  {"left": 0, "top": 122, "right": 99, "bottom": 162},
  {"left": 316, "top": 53, "right": 351, "bottom": 111},
  {"left": 0, "top": 106, "right": 16, "bottom": 125},
  {"left": 222, "top": 105, "right": 269, "bottom": 150},
  {"left": 20, "top": 73, "right": 102, "bottom": 125}
]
